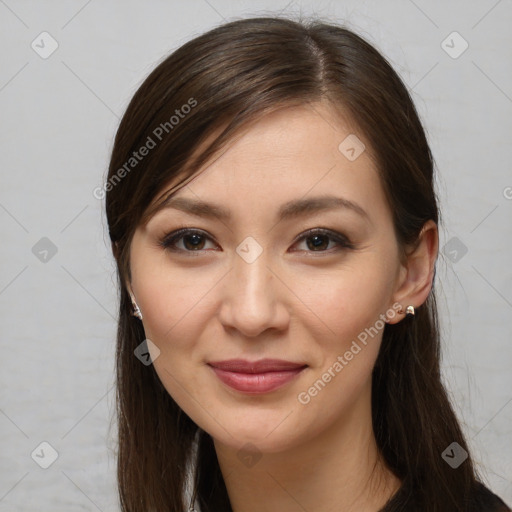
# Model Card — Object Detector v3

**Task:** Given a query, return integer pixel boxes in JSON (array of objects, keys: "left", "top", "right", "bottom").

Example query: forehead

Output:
[{"left": 150, "top": 103, "right": 391, "bottom": 228}]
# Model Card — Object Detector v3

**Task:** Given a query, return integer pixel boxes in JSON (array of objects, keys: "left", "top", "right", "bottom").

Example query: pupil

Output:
[
  {"left": 185, "top": 234, "right": 204, "bottom": 250},
  {"left": 309, "top": 235, "right": 327, "bottom": 250}
]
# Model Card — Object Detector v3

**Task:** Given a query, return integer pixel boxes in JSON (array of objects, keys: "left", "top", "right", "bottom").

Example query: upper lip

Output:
[{"left": 208, "top": 359, "right": 307, "bottom": 373}]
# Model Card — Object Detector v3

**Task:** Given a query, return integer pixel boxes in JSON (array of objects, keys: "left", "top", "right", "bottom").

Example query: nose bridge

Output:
[
  {"left": 219, "top": 243, "right": 287, "bottom": 336},
  {"left": 235, "top": 246, "right": 272, "bottom": 301}
]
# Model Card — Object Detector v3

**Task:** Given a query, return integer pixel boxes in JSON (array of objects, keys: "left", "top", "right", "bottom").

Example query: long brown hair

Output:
[{"left": 106, "top": 15, "right": 488, "bottom": 511}]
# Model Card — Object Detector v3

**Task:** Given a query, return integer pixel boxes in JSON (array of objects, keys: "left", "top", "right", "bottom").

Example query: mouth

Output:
[{"left": 207, "top": 359, "right": 308, "bottom": 394}]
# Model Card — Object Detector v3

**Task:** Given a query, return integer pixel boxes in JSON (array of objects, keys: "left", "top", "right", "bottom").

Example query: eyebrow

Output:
[{"left": 159, "top": 194, "right": 370, "bottom": 223}]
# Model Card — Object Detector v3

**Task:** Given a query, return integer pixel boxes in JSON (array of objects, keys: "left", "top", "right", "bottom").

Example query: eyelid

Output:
[{"left": 159, "top": 226, "right": 355, "bottom": 254}]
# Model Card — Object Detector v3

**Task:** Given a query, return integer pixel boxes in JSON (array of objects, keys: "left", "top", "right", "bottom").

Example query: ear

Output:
[{"left": 387, "top": 220, "right": 439, "bottom": 324}]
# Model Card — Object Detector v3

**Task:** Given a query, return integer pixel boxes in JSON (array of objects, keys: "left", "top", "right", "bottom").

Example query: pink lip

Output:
[{"left": 208, "top": 359, "right": 307, "bottom": 394}]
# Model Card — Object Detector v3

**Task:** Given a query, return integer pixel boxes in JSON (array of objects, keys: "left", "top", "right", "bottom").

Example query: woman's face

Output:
[{"left": 128, "top": 102, "right": 407, "bottom": 453}]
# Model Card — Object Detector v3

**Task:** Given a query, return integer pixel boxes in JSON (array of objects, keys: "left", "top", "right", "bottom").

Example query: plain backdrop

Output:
[{"left": 0, "top": 1, "right": 511, "bottom": 510}]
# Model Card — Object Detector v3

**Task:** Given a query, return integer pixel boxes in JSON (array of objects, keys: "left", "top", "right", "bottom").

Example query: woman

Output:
[{"left": 105, "top": 16, "right": 510, "bottom": 512}]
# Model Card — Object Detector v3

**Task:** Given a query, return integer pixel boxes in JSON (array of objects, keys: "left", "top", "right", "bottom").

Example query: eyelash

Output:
[{"left": 158, "top": 226, "right": 355, "bottom": 256}]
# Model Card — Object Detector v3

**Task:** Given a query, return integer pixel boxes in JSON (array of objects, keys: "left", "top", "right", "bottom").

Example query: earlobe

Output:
[{"left": 386, "top": 220, "right": 438, "bottom": 324}]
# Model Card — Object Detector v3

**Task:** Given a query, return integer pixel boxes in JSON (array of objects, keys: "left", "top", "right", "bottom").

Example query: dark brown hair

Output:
[{"left": 105, "top": 15, "right": 502, "bottom": 512}]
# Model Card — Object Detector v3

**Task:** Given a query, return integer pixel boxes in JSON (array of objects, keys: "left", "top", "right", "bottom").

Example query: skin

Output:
[{"left": 127, "top": 102, "right": 439, "bottom": 512}]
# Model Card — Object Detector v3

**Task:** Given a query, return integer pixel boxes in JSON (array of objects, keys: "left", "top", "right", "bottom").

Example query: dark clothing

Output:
[{"left": 380, "top": 480, "right": 511, "bottom": 511}]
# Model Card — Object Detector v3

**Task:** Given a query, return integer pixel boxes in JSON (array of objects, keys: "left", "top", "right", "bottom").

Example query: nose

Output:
[{"left": 218, "top": 250, "right": 290, "bottom": 338}]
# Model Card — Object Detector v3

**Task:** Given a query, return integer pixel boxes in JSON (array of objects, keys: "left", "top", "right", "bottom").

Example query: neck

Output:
[{"left": 213, "top": 381, "right": 401, "bottom": 512}]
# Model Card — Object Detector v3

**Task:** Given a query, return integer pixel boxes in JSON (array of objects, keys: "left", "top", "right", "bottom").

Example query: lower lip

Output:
[{"left": 209, "top": 366, "right": 306, "bottom": 394}]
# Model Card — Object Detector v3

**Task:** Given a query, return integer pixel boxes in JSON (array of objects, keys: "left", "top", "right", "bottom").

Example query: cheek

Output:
[
  {"left": 291, "top": 262, "right": 391, "bottom": 346},
  {"left": 133, "top": 261, "right": 220, "bottom": 349},
  {"left": 290, "top": 271, "right": 387, "bottom": 425},
  {"left": 137, "top": 272, "right": 212, "bottom": 416}
]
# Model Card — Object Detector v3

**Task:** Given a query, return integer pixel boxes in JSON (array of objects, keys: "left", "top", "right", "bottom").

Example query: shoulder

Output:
[{"left": 473, "top": 481, "right": 511, "bottom": 512}]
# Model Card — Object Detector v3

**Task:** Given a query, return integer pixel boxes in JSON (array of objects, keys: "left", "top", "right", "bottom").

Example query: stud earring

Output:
[
  {"left": 130, "top": 295, "right": 143, "bottom": 320},
  {"left": 397, "top": 304, "right": 415, "bottom": 317}
]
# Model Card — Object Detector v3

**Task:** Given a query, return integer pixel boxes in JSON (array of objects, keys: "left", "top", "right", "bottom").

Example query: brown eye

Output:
[
  {"left": 291, "top": 229, "right": 354, "bottom": 253},
  {"left": 181, "top": 232, "right": 206, "bottom": 250},
  {"left": 160, "top": 229, "right": 217, "bottom": 254},
  {"left": 305, "top": 233, "right": 330, "bottom": 251}
]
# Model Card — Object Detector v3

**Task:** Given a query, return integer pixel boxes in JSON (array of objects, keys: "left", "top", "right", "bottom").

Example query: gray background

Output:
[{"left": 0, "top": 0, "right": 511, "bottom": 510}]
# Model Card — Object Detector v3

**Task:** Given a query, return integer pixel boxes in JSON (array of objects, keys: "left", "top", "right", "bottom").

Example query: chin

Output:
[{"left": 203, "top": 408, "right": 312, "bottom": 454}]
